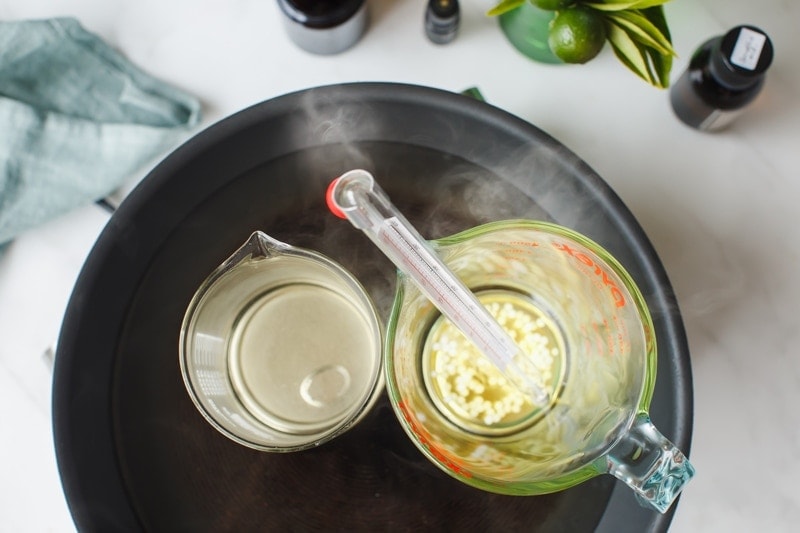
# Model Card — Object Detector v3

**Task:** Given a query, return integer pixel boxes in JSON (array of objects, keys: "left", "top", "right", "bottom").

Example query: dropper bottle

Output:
[
  {"left": 670, "top": 25, "right": 774, "bottom": 132},
  {"left": 425, "top": 0, "right": 460, "bottom": 44}
]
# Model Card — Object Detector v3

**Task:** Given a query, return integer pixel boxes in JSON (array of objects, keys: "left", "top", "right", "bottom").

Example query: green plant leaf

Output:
[
  {"left": 486, "top": 0, "right": 675, "bottom": 88},
  {"left": 585, "top": 0, "right": 670, "bottom": 12},
  {"left": 642, "top": 5, "right": 673, "bottom": 87},
  {"left": 487, "top": 0, "right": 526, "bottom": 17},
  {"left": 606, "top": 19, "right": 659, "bottom": 86},
  {"left": 604, "top": 10, "right": 676, "bottom": 56}
]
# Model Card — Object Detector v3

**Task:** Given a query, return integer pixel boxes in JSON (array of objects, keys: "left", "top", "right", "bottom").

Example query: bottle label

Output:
[{"left": 730, "top": 27, "right": 767, "bottom": 70}]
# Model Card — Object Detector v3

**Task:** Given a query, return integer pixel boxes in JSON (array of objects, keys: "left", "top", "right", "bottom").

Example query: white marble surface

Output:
[{"left": 1, "top": 0, "right": 798, "bottom": 531}]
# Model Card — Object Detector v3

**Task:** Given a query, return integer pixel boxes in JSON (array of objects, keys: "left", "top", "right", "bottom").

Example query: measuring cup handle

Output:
[{"left": 605, "top": 413, "right": 695, "bottom": 513}]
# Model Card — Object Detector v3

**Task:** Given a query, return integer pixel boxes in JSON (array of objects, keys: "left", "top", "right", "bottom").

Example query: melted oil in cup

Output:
[
  {"left": 228, "top": 281, "right": 378, "bottom": 435},
  {"left": 180, "top": 232, "right": 383, "bottom": 451}
]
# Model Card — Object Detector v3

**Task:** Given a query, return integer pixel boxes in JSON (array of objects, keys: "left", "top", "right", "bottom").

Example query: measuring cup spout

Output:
[
  {"left": 240, "top": 231, "right": 289, "bottom": 260},
  {"left": 604, "top": 413, "right": 695, "bottom": 513},
  {"left": 211, "top": 232, "right": 289, "bottom": 279}
]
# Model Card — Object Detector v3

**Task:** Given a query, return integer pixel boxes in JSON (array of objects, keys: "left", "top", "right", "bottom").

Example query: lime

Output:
[
  {"left": 531, "top": 0, "right": 574, "bottom": 10},
  {"left": 548, "top": 6, "right": 607, "bottom": 64}
]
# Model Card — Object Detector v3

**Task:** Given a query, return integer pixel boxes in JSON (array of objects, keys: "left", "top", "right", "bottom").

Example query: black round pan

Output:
[{"left": 53, "top": 82, "right": 693, "bottom": 532}]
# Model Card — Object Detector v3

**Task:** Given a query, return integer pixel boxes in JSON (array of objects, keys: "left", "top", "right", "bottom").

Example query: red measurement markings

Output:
[
  {"left": 552, "top": 242, "right": 626, "bottom": 308},
  {"left": 501, "top": 241, "right": 539, "bottom": 258}
]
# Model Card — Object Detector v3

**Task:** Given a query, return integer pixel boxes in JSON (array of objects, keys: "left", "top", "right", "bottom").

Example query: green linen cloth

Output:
[{"left": 0, "top": 17, "right": 201, "bottom": 246}]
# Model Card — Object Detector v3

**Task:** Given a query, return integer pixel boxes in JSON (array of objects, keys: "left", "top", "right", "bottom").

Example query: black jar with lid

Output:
[
  {"left": 670, "top": 25, "right": 774, "bottom": 131},
  {"left": 277, "top": 0, "right": 368, "bottom": 55}
]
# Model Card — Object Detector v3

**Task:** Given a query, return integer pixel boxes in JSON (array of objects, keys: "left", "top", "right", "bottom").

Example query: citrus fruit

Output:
[
  {"left": 531, "top": 0, "right": 574, "bottom": 10},
  {"left": 548, "top": 6, "right": 607, "bottom": 64}
]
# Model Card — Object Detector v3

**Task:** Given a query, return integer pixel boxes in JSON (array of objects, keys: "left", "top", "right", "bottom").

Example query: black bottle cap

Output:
[
  {"left": 429, "top": 0, "right": 459, "bottom": 18},
  {"left": 279, "top": 0, "right": 365, "bottom": 29},
  {"left": 710, "top": 25, "right": 774, "bottom": 90}
]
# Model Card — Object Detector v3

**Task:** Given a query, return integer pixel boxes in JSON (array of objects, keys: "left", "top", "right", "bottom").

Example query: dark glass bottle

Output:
[
  {"left": 277, "top": 0, "right": 368, "bottom": 55},
  {"left": 425, "top": 0, "right": 460, "bottom": 45},
  {"left": 670, "top": 25, "right": 774, "bottom": 131}
]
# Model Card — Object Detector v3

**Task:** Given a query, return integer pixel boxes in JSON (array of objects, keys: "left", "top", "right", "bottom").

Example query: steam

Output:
[
  {"left": 257, "top": 84, "right": 677, "bottom": 327},
  {"left": 646, "top": 209, "right": 748, "bottom": 320},
  {"left": 681, "top": 246, "right": 746, "bottom": 318},
  {"left": 291, "top": 85, "right": 597, "bottom": 230}
]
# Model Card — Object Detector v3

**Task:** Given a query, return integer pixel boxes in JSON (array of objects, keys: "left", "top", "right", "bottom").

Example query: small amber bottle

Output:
[{"left": 670, "top": 25, "right": 774, "bottom": 131}]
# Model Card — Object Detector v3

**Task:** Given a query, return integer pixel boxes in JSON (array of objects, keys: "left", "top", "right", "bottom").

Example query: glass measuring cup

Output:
[
  {"left": 385, "top": 220, "right": 694, "bottom": 513},
  {"left": 179, "top": 231, "right": 383, "bottom": 451}
]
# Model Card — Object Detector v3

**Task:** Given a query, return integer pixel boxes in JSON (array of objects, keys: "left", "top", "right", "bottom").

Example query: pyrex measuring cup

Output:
[
  {"left": 385, "top": 220, "right": 694, "bottom": 513},
  {"left": 180, "top": 231, "right": 383, "bottom": 451}
]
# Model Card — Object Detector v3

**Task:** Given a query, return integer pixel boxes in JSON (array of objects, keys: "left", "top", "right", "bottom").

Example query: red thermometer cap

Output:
[{"left": 326, "top": 177, "right": 346, "bottom": 219}]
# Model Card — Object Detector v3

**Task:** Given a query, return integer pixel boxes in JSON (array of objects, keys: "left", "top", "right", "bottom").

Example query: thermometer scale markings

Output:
[
  {"left": 329, "top": 170, "right": 549, "bottom": 404},
  {"left": 380, "top": 217, "right": 515, "bottom": 373}
]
